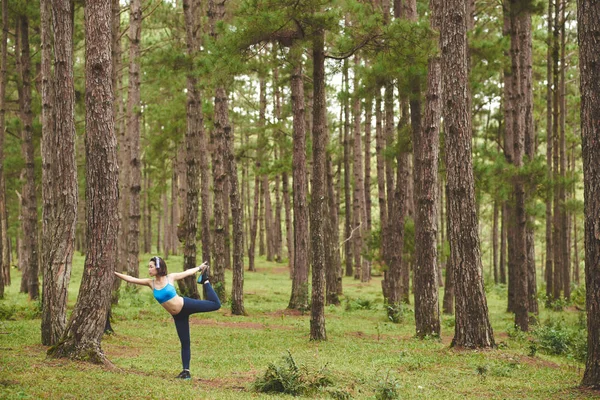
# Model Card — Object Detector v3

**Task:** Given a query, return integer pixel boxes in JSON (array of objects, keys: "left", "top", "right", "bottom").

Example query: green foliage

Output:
[
  {"left": 0, "top": 300, "right": 41, "bottom": 321},
  {"left": 530, "top": 317, "right": 587, "bottom": 362},
  {"left": 345, "top": 296, "right": 376, "bottom": 311},
  {"left": 386, "top": 302, "right": 403, "bottom": 324},
  {"left": 374, "top": 372, "right": 400, "bottom": 400},
  {"left": 570, "top": 285, "right": 586, "bottom": 310},
  {"left": 253, "top": 350, "right": 334, "bottom": 396}
]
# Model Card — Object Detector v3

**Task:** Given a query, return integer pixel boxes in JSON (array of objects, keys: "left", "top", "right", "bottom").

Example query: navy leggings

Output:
[{"left": 172, "top": 283, "right": 221, "bottom": 370}]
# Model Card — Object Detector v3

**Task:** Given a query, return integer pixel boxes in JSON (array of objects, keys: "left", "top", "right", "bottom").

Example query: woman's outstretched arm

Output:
[
  {"left": 170, "top": 262, "right": 207, "bottom": 282},
  {"left": 114, "top": 272, "right": 152, "bottom": 288}
]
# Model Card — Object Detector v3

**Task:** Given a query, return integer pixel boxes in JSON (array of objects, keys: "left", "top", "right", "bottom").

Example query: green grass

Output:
[{"left": 0, "top": 254, "right": 596, "bottom": 399}]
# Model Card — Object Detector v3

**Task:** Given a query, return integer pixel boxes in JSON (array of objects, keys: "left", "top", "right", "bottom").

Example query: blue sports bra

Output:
[{"left": 153, "top": 280, "right": 177, "bottom": 304}]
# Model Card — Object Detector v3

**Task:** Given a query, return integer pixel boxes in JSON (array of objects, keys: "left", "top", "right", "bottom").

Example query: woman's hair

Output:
[{"left": 151, "top": 256, "right": 168, "bottom": 276}]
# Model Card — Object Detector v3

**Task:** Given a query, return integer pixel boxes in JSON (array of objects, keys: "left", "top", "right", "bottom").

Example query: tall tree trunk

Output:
[
  {"left": 282, "top": 172, "right": 293, "bottom": 271},
  {"left": 0, "top": 0, "right": 8, "bottom": 293},
  {"left": 559, "top": 0, "right": 570, "bottom": 301},
  {"left": 17, "top": 15, "right": 39, "bottom": 301},
  {"left": 325, "top": 156, "right": 341, "bottom": 306},
  {"left": 508, "top": 0, "right": 529, "bottom": 331},
  {"left": 263, "top": 174, "right": 274, "bottom": 262},
  {"left": 579, "top": 0, "right": 600, "bottom": 387},
  {"left": 522, "top": 1, "right": 538, "bottom": 317},
  {"left": 441, "top": 0, "right": 494, "bottom": 348},
  {"left": 179, "top": 0, "right": 202, "bottom": 299},
  {"left": 40, "top": 0, "right": 78, "bottom": 345},
  {"left": 364, "top": 96, "right": 373, "bottom": 233},
  {"left": 208, "top": 0, "right": 227, "bottom": 301},
  {"left": 492, "top": 201, "right": 499, "bottom": 284},
  {"left": 502, "top": 5, "right": 516, "bottom": 313},
  {"left": 218, "top": 93, "right": 245, "bottom": 315},
  {"left": 143, "top": 170, "right": 151, "bottom": 253},
  {"left": 173, "top": 147, "right": 184, "bottom": 256},
  {"left": 248, "top": 76, "right": 266, "bottom": 272},
  {"left": 49, "top": 0, "right": 117, "bottom": 363},
  {"left": 375, "top": 93, "right": 386, "bottom": 274},
  {"left": 309, "top": 27, "right": 327, "bottom": 341},
  {"left": 127, "top": 0, "right": 142, "bottom": 279},
  {"left": 573, "top": 213, "right": 579, "bottom": 285},
  {"left": 248, "top": 174, "right": 259, "bottom": 272},
  {"left": 500, "top": 202, "right": 507, "bottom": 284},
  {"left": 552, "top": 0, "right": 563, "bottom": 303},
  {"left": 113, "top": 0, "right": 127, "bottom": 298},
  {"left": 544, "top": 0, "right": 554, "bottom": 304},
  {"left": 351, "top": 55, "right": 368, "bottom": 282},
  {"left": 273, "top": 65, "right": 283, "bottom": 263},
  {"left": 442, "top": 184, "right": 454, "bottom": 314},
  {"left": 343, "top": 58, "right": 352, "bottom": 277},
  {"left": 288, "top": 45, "right": 309, "bottom": 310},
  {"left": 413, "top": 0, "right": 441, "bottom": 338},
  {"left": 162, "top": 191, "right": 169, "bottom": 257}
]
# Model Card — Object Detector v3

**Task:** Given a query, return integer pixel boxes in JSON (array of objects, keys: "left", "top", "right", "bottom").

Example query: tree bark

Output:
[
  {"left": 208, "top": 0, "right": 227, "bottom": 301},
  {"left": 248, "top": 174, "right": 259, "bottom": 272},
  {"left": 442, "top": 184, "right": 454, "bottom": 315},
  {"left": 413, "top": 0, "right": 441, "bottom": 338},
  {"left": 364, "top": 96, "right": 372, "bottom": 233},
  {"left": 544, "top": 0, "right": 553, "bottom": 304},
  {"left": 309, "top": 28, "right": 327, "bottom": 341},
  {"left": 127, "top": 0, "right": 142, "bottom": 280},
  {"left": 558, "top": 0, "right": 569, "bottom": 301},
  {"left": 220, "top": 97, "right": 245, "bottom": 315},
  {"left": 0, "top": 0, "right": 8, "bottom": 293},
  {"left": 343, "top": 57, "right": 353, "bottom": 277},
  {"left": 351, "top": 55, "right": 368, "bottom": 282},
  {"left": 441, "top": 0, "right": 494, "bottom": 348},
  {"left": 508, "top": 0, "right": 529, "bottom": 331},
  {"left": 492, "top": 201, "right": 499, "bottom": 284},
  {"left": 282, "top": 171, "right": 293, "bottom": 272},
  {"left": 579, "top": 0, "right": 600, "bottom": 387},
  {"left": 17, "top": 15, "right": 39, "bottom": 301},
  {"left": 49, "top": 0, "right": 118, "bottom": 364},
  {"left": 552, "top": 0, "right": 563, "bottom": 302},
  {"left": 325, "top": 156, "right": 341, "bottom": 306},
  {"left": 40, "top": 0, "right": 78, "bottom": 345},
  {"left": 288, "top": 45, "right": 309, "bottom": 310},
  {"left": 180, "top": 0, "right": 203, "bottom": 299}
]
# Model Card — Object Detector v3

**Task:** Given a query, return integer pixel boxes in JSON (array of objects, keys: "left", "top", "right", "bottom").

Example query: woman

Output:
[{"left": 114, "top": 256, "right": 221, "bottom": 380}]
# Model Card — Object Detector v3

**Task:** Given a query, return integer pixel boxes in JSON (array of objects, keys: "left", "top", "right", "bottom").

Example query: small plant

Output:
[
  {"left": 253, "top": 350, "right": 334, "bottom": 396},
  {"left": 375, "top": 372, "right": 400, "bottom": 400},
  {"left": 0, "top": 303, "right": 16, "bottom": 321},
  {"left": 476, "top": 364, "right": 489, "bottom": 380},
  {"left": 528, "top": 340, "right": 538, "bottom": 357},
  {"left": 386, "top": 303, "right": 403, "bottom": 324}
]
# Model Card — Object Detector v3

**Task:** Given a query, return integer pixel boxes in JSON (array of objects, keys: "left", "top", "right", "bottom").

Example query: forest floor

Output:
[{"left": 0, "top": 254, "right": 598, "bottom": 399}]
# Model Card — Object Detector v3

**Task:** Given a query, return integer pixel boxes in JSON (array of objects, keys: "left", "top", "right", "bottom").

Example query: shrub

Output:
[
  {"left": 0, "top": 303, "right": 16, "bottom": 321},
  {"left": 531, "top": 317, "right": 587, "bottom": 362},
  {"left": 253, "top": 350, "right": 334, "bottom": 396},
  {"left": 345, "top": 297, "right": 376, "bottom": 311}
]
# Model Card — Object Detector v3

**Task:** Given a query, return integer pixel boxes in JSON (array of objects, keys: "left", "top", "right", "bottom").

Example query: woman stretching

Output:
[{"left": 114, "top": 257, "right": 221, "bottom": 380}]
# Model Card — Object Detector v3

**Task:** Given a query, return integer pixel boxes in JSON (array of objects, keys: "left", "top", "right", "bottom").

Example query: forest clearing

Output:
[{"left": 0, "top": 254, "right": 594, "bottom": 399}]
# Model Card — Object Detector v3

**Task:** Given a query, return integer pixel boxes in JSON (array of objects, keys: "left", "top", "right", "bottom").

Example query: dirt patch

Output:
[
  {"left": 104, "top": 343, "right": 143, "bottom": 359},
  {"left": 514, "top": 355, "right": 561, "bottom": 369},
  {"left": 197, "top": 370, "right": 256, "bottom": 391},
  {"left": 267, "top": 309, "right": 307, "bottom": 318}
]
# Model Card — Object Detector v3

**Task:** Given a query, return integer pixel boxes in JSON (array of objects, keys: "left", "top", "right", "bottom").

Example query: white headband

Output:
[{"left": 155, "top": 256, "right": 161, "bottom": 268}]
